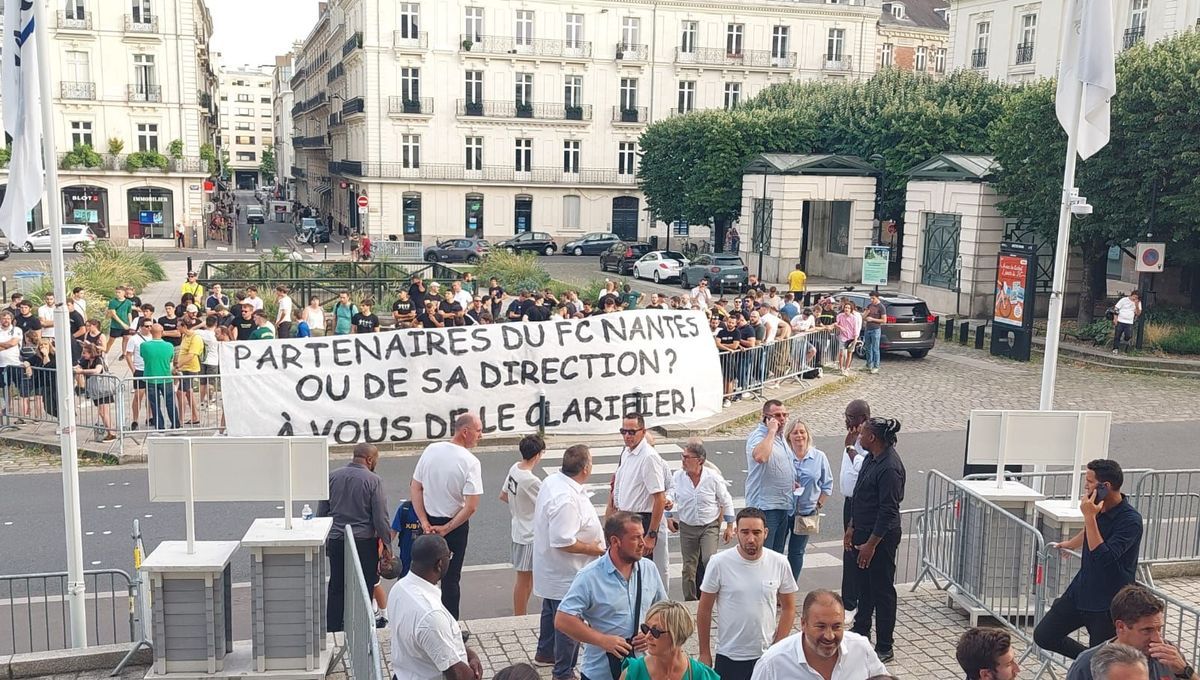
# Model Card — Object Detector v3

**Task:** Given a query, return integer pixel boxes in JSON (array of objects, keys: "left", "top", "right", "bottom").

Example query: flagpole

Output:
[
  {"left": 1039, "top": 84, "right": 1088, "bottom": 411},
  {"left": 30, "top": 0, "right": 88, "bottom": 648}
]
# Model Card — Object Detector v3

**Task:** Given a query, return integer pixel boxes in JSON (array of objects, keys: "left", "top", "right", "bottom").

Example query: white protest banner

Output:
[{"left": 219, "top": 310, "right": 723, "bottom": 444}]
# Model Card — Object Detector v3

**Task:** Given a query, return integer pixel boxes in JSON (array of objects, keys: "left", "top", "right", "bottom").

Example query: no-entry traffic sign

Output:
[{"left": 356, "top": 194, "right": 369, "bottom": 208}]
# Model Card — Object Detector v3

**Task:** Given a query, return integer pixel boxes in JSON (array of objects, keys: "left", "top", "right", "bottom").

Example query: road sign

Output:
[
  {"left": 357, "top": 194, "right": 368, "bottom": 209},
  {"left": 884, "top": 220, "right": 897, "bottom": 235},
  {"left": 1135, "top": 242, "right": 1165, "bottom": 273},
  {"left": 358, "top": 205, "right": 368, "bottom": 215}
]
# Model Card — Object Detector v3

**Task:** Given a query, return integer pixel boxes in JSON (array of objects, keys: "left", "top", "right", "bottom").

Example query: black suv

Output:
[
  {"left": 495, "top": 231, "right": 558, "bottom": 256},
  {"left": 841, "top": 290, "right": 938, "bottom": 358},
  {"left": 599, "top": 242, "right": 652, "bottom": 275}
]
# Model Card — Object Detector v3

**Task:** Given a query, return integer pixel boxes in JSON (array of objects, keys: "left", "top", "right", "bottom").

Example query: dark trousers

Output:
[
  {"left": 326, "top": 536, "right": 380, "bottom": 632},
  {"left": 1033, "top": 596, "right": 1116, "bottom": 659},
  {"left": 842, "top": 497, "right": 859, "bottom": 610},
  {"left": 715, "top": 655, "right": 758, "bottom": 680},
  {"left": 851, "top": 528, "right": 901, "bottom": 653},
  {"left": 536, "top": 598, "right": 580, "bottom": 680},
  {"left": 1113, "top": 322, "right": 1134, "bottom": 350},
  {"left": 429, "top": 516, "right": 469, "bottom": 620}
]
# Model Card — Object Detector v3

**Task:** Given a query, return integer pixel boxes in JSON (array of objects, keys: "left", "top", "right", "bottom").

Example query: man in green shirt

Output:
[
  {"left": 622, "top": 283, "right": 642, "bottom": 310},
  {"left": 139, "top": 324, "right": 179, "bottom": 430},
  {"left": 104, "top": 287, "right": 134, "bottom": 355},
  {"left": 250, "top": 310, "right": 276, "bottom": 340}
]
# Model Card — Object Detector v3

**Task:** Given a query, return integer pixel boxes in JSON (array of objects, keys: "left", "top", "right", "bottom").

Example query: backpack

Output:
[{"left": 390, "top": 500, "right": 423, "bottom": 579}]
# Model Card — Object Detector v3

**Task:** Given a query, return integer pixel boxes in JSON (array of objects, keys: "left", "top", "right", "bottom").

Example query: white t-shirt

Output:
[
  {"left": 700, "top": 548, "right": 798, "bottom": 661},
  {"left": 412, "top": 441, "right": 484, "bottom": 518},
  {"left": 125, "top": 332, "right": 147, "bottom": 371},
  {"left": 1114, "top": 296, "right": 1139, "bottom": 324},
  {"left": 246, "top": 296, "right": 264, "bottom": 312},
  {"left": 194, "top": 328, "right": 219, "bottom": 367},
  {"left": 791, "top": 315, "right": 815, "bottom": 333},
  {"left": 453, "top": 290, "right": 473, "bottom": 309},
  {"left": 277, "top": 295, "right": 294, "bottom": 323},
  {"left": 388, "top": 573, "right": 467, "bottom": 680},
  {"left": 303, "top": 306, "right": 325, "bottom": 330},
  {"left": 852, "top": 310, "right": 863, "bottom": 338},
  {"left": 73, "top": 296, "right": 87, "bottom": 317},
  {"left": 761, "top": 311, "right": 782, "bottom": 344},
  {"left": 503, "top": 463, "right": 541, "bottom": 545},
  {"left": 37, "top": 305, "right": 55, "bottom": 340},
  {"left": 0, "top": 325, "right": 22, "bottom": 367}
]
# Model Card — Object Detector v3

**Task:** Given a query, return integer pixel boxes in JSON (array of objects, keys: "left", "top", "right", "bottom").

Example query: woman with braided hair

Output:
[{"left": 842, "top": 417, "right": 906, "bottom": 663}]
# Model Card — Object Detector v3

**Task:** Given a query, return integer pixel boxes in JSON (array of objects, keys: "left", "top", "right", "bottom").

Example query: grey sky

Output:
[{"left": 207, "top": 0, "right": 320, "bottom": 69}]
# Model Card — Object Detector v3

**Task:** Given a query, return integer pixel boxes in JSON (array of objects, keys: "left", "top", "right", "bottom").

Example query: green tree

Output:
[{"left": 260, "top": 146, "right": 276, "bottom": 183}]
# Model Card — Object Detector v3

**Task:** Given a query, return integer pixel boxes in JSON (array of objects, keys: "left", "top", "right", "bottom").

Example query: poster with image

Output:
[{"left": 994, "top": 255, "right": 1029, "bottom": 327}]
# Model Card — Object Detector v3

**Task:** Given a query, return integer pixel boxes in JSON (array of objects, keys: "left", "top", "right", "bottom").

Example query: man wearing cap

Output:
[{"left": 181, "top": 272, "right": 204, "bottom": 301}]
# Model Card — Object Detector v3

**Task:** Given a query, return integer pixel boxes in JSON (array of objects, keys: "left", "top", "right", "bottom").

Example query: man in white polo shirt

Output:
[
  {"left": 750, "top": 590, "right": 887, "bottom": 680},
  {"left": 533, "top": 444, "right": 605, "bottom": 680},
  {"left": 411, "top": 412, "right": 484, "bottom": 621},
  {"left": 389, "top": 534, "right": 483, "bottom": 680},
  {"left": 606, "top": 412, "right": 670, "bottom": 587},
  {"left": 698, "top": 507, "right": 798, "bottom": 680}
]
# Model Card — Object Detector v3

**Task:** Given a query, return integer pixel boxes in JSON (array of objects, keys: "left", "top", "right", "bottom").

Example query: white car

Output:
[
  {"left": 19, "top": 224, "right": 96, "bottom": 252},
  {"left": 632, "top": 250, "right": 687, "bottom": 283}
]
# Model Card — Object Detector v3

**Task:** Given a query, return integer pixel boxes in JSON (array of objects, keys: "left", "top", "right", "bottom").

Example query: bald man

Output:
[
  {"left": 321, "top": 443, "right": 391, "bottom": 632},
  {"left": 411, "top": 413, "right": 485, "bottom": 620}
]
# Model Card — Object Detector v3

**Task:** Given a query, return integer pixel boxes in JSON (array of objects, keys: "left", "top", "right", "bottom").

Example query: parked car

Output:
[
  {"left": 599, "top": 242, "right": 653, "bottom": 275},
  {"left": 296, "top": 217, "right": 320, "bottom": 236},
  {"left": 424, "top": 238, "right": 491, "bottom": 264},
  {"left": 245, "top": 206, "right": 265, "bottom": 224},
  {"left": 0, "top": 234, "right": 9, "bottom": 260},
  {"left": 563, "top": 232, "right": 620, "bottom": 256},
  {"left": 298, "top": 223, "right": 331, "bottom": 244},
  {"left": 495, "top": 231, "right": 558, "bottom": 256},
  {"left": 679, "top": 254, "right": 749, "bottom": 292},
  {"left": 632, "top": 250, "right": 687, "bottom": 283},
  {"left": 840, "top": 289, "right": 938, "bottom": 359},
  {"left": 18, "top": 224, "right": 96, "bottom": 253}
]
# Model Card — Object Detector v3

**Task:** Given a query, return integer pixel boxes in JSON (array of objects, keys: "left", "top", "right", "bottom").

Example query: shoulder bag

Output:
[{"left": 607, "top": 562, "right": 643, "bottom": 680}]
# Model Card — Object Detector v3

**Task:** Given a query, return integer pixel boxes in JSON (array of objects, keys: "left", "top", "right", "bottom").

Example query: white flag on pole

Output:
[
  {"left": 0, "top": 0, "right": 43, "bottom": 247},
  {"left": 1056, "top": 0, "right": 1117, "bottom": 160}
]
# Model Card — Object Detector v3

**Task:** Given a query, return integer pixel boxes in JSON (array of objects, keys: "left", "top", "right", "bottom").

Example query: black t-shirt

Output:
[
  {"left": 408, "top": 283, "right": 426, "bottom": 309},
  {"left": 524, "top": 304, "right": 550, "bottom": 322},
  {"left": 505, "top": 300, "right": 525, "bottom": 321},
  {"left": 599, "top": 294, "right": 619, "bottom": 309},
  {"left": 392, "top": 299, "right": 415, "bottom": 319},
  {"left": 417, "top": 310, "right": 441, "bottom": 328},
  {"left": 69, "top": 310, "right": 85, "bottom": 337},
  {"left": 716, "top": 327, "right": 739, "bottom": 348},
  {"left": 84, "top": 330, "right": 103, "bottom": 347},
  {"left": 737, "top": 325, "right": 756, "bottom": 344},
  {"left": 351, "top": 313, "right": 380, "bottom": 333},
  {"left": 818, "top": 308, "right": 836, "bottom": 326},
  {"left": 489, "top": 286, "right": 504, "bottom": 303},
  {"left": 158, "top": 315, "right": 181, "bottom": 346},
  {"left": 467, "top": 308, "right": 483, "bottom": 324},
  {"left": 233, "top": 316, "right": 256, "bottom": 341},
  {"left": 439, "top": 300, "right": 463, "bottom": 327},
  {"left": 14, "top": 314, "right": 41, "bottom": 333}
]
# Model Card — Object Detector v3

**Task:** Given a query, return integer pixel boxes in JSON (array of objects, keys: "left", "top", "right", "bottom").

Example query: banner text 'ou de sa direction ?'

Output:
[{"left": 218, "top": 310, "right": 723, "bottom": 444}]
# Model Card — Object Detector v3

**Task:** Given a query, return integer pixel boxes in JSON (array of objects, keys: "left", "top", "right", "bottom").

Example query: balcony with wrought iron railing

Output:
[
  {"left": 128, "top": 84, "right": 162, "bottom": 103},
  {"left": 330, "top": 162, "right": 637, "bottom": 185},
  {"left": 971, "top": 49, "right": 988, "bottom": 69},
  {"left": 57, "top": 10, "right": 92, "bottom": 30},
  {"left": 387, "top": 97, "right": 435, "bottom": 115},
  {"left": 124, "top": 15, "right": 158, "bottom": 33},
  {"left": 674, "top": 46, "right": 797, "bottom": 69},
  {"left": 56, "top": 152, "right": 206, "bottom": 173},
  {"left": 615, "top": 42, "right": 649, "bottom": 61},
  {"left": 329, "top": 112, "right": 342, "bottom": 128},
  {"left": 455, "top": 99, "right": 591, "bottom": 121},
  {"left": 292, "top": 166, "right": 306, "bottom": 178},
  {"left": 1014, "top": 42, "right": 1034, "bottom": 65},
  {"left": 393, "top": 31, "right": 429, "bottom": 50},
  {"left": 342, "top": 96, "right": 366, "bottom": 116},
  {"left": 1123, "top": 25, "right": 1145, "bottom": 49},
  {"left": 60, "top": 81, "right": 96, "bottom": 101},
  {"left": 612, "top": 106, "right": 648, "bottom": 124},
  {"left": 289, "top": 66, "right": 307, "bottom": 88},
  {"left": 293, "top": 136, "right": 328, "bottom": 149},
  {"left": 821, "top": 54, "right": 853, "bottom": 71},
  {"left": 327, "top": 63, "right": 345, "bottom": 84},
  {"left": 342, "top": 32, "right": 363, "bottom": 57},
  {"left": 458, "top": 34, "right": 593, "bottom": 59}
]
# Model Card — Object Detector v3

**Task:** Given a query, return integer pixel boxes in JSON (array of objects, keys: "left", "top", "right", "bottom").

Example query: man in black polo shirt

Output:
[
  {"left": 1034, "top": 459, "right": 1143, "bottom": 660},
  {"left": 845, "top": 416, "right": 906, "bottom": 663},
  {"left": 232, "top": 304, "right": 257, "bottom": 341}
]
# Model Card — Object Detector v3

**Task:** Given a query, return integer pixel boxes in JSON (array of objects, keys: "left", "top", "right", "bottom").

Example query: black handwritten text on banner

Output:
[{"left": 218, "top": 310, "right": 723, "bottom": 443}]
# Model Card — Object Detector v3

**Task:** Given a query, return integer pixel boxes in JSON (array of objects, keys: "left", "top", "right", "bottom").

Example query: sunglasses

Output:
[
  {"left": 639, "top": 624, "right": 666, "bottom": 639},
  {"left": 619, "top": 428, "right": 644, "bottom": 436}
]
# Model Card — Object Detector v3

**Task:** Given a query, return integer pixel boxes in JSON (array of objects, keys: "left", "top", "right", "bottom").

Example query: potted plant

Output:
[
  {"left": 620, "top": 108, "right": 639, "bottom": 123},
  {"left": 461, "top": 38, "right": 473, "bottom": 51},
  {"left": 464, "top": 100, "right": 483, "bottom": 116},
  {"left": 168, "top": 139, "right": 184, "bottom": 159},
  {"left": 61, "top": 143, "right": 103, "bottom": 169},
  {"left": 565, "top": 105, "right": 583, "bottom": 121},
  {"left": 515, "top": 102, "right": 533, "bottom": 118},
  {"left": 106, "top": 137, "right": 125, "bottom": 169},
  {"left": 402, "top": 98, "right": 421, "bottom": 114}
]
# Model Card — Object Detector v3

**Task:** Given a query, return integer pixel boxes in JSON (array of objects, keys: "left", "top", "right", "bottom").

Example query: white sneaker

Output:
[
  {"left": 722, "top": 398, "right": 731, "bottom": 408},
  {"left": 869, "top": 368, "right": 879, "bottom": 374}
]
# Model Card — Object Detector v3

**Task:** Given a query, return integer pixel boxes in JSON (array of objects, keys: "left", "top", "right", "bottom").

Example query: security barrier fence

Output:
[
  {"left": 719, "top": 328, "right": 837, "bottom": 399},
  {"left": 0, "top": 569, "right": 135, "bottom": 655},
  {"left": 340, "top": 526, "right": 387, "bottom": 680}
]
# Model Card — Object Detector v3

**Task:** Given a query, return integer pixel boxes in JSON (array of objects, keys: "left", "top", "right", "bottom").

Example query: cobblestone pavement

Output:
[
  {"left": 770, "top": 342, "right": 1200, "bottom": 437},
  {"left": 0, "top": 441, "right": 110, "bottom": 474}
]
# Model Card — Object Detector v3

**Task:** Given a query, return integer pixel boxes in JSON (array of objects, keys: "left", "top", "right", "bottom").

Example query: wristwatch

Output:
[
  {"left": 645, "top": 530, "right": 658, "bottom": 539},
  {"left": 1176, "top": 666, "right": 1194, "bottom": 679}
]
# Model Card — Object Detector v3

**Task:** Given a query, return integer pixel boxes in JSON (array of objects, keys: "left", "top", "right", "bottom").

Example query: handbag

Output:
[
  {"left": 607, "top": 562, "right": 642, "bottom": 680},
  {"left": 793, "top": 512, "right": 821, "bottom": 535},
  {"left": 84, "top": 359, "right": 116, "bottom": 401}
]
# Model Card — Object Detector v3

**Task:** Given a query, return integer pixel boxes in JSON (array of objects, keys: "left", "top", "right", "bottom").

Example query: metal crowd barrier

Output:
[
  {"left": 339, "top": 525, "right": 387, "bottom": 680},
  {"left": 1133, "top": 470, "right": 1200, "bottom": 580},
  {"left": 962, "top": 469, "right": 1154, "bottom": 502},
  {"left": 719, "top": 328, "right": 836, "bottom": 399},
  {"left": 0, "top": 569, "right": 135, "bottom": 655}
]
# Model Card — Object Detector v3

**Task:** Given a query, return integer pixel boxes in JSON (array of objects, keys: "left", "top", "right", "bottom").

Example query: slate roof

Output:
[{"left": 880, "top": 0, "right": 950, "bottom": 32}]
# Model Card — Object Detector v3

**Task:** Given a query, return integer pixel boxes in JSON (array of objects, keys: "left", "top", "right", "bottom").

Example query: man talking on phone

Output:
[{"left": 1034, "top": 459, "right": 1143, "bottom": 659}]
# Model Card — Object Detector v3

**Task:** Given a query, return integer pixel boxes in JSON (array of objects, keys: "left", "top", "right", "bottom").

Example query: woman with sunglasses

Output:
[{"left": 619, "top": 601, "right": 719, "bottom": 680}]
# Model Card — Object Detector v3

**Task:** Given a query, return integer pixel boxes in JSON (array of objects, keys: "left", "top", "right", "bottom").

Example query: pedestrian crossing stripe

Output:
[{"left": 540, "top": 444, "right": 683, "bottom": 460}]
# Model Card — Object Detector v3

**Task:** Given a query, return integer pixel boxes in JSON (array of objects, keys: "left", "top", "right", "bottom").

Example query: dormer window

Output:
[
  {"left": 885, "top": 2, "right": 906, "bottom": 19},
  {"left": 934, "top": 7, "right": 949, "bottom": 22}
]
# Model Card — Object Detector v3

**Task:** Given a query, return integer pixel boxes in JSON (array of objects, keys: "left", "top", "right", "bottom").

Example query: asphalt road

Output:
[
  {"left": 538, "top": 253, "right": 704, "bottom": 302},
  {"left": 1, "top": 420, "right": 1196, "bottom": 621}
]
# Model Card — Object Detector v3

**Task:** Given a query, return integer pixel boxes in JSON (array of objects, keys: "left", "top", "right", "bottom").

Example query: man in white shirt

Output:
[
  {"left": 606, "top": 412, "right": 670, "bottom": 587},
  {"left": 37, "top": 294, "right": 55, "bottom": 343},
  {"left": 499, "top": 434, "right": 544, "bottom": 616},
  {"left": 388, "top": 535, "right": 483, "bottom": 680},
  {"left": 275, "top": 286, "right": 295, "bottom": 338},
  {"left": 411, "top": 413, "right": 485, "bottom": 620},
  {"left": 750, "top": 590, "right": 887, "bottom": 680},
  {"left": 194, "top": 316, "right": 221, "bottom": 410},
  {"left": 451, "top": 281, "right": 473, "bottom": 310},
  {"left": 533, "top": 444, "right": 605, "bottom": 680},
  {"left": 839, "top": 399, "right": 870, "bottom": 614},
  {"left": 244, "top": 286, "right": 264, "bottom": 312},
  {"left": 71, "top": 287, "right": 87, "bottom": 318},
  {"left": 0, "top": 312, "right": 24, "bottom": 402},
  {"left": 668, "top": 439, "right": 734, "bottom": 601},
  {"left": 759, "top": 306, "right": 787, "bottom": 345},
  {"left": 1111, "top": 290, "right": 1141, "bottom": 354},
  {"left": 689, "top": 280, "right": 714, "bottom": 309},
  {"left": 124, "top": 324, "right": 151, "bottom": 430},
  {"left": 698, "top": 507, "right": 798, "bottom": 680}
]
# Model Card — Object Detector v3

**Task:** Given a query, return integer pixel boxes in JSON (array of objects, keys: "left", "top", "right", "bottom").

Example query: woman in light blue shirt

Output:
[{"left": 785, "top": 418, "right": 833, "bottom": 579}]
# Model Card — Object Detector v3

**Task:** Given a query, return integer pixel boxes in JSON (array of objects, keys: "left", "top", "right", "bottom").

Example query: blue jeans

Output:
[
  {"left": 787, "top": 532, "right": 810, "bottom": 581},
  {"left": 863, "top": 328, "right": 881, "bottom": 369},
  {"left": 147, "top": 382, "right": 179, "bottom": 430},
  {"left": 761, "top": 509, "right": 792, "bottom": 555},
  {"left": 537, "top": 598, "right": 580, "bottom": 680}
]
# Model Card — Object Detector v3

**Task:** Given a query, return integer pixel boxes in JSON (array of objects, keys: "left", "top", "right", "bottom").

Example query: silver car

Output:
[{"left": 679, "top": 254, "right": 749, "bottom": 293}]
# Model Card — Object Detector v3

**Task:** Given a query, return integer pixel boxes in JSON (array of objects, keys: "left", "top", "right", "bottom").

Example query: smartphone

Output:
[{"left": 1094, "top": 483, "right": 1110, "bottom": 501}]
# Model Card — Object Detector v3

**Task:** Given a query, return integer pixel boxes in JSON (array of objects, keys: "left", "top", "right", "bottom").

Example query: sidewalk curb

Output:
[{"left": 6, "top": 643, "right": 150, "bottom": 678}]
